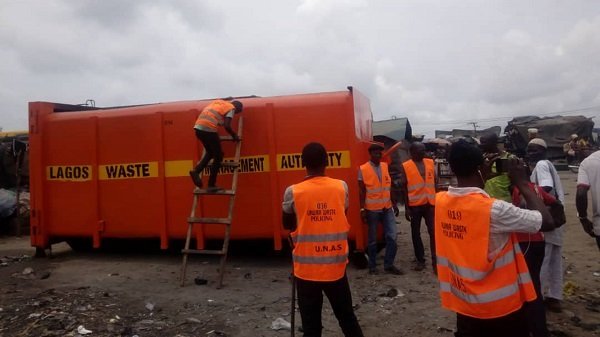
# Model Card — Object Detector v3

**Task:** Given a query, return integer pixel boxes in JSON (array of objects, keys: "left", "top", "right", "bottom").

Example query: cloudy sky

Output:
[{"left": 1, "top": 0, "right": 599, "bottom": 137}]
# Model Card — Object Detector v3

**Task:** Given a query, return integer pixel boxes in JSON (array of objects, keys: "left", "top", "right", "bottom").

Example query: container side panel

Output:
[
  {"left": 43, "top": 118, "right": 98, "bottom": 236},
  {"left": 97, "top": 113, "right": 163, "bottom": 237}
]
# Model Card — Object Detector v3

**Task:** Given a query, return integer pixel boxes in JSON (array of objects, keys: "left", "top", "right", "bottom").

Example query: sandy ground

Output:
[{"left": 0, "top": 171, "right": 599, "bottom": 337}]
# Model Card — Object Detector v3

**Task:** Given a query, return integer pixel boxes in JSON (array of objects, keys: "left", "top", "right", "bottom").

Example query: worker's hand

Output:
[
  {"left": 360, "top": 209, "right": 367, "bottom": 224},
  {"left": 393, "top": 205, "right": 400, "bottom": 217},
  {"left": 404, "top": 206, "right": 411, "bottom": 222},
  {"left": 232, "top": 134, "right": 241, "bottom": 142},
  {"left": 482, "top": 153, "right": 500, "bottom": 179},
  {"left": 579, "top": 217, "right": 596, "bottom": 238},
  {"left": 507, "top": 158, "right": 528, "bottom": 186}
]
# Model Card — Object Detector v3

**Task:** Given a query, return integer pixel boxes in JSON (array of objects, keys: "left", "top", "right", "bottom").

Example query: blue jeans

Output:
[{"left": 366, "top": 208, "right": 398, "bottom": 269}]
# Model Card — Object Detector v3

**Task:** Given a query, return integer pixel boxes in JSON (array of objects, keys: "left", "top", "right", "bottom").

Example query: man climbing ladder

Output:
[
  {"left": 181, "top": 104, "right": 243, "bottom": 288},
  {"left": 190, "top": 99, "right": 243, "bottom": 191}
]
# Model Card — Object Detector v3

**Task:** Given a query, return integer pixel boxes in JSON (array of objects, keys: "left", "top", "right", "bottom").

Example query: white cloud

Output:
[{"left": 0, "top": 1, "right": 599, "bottom": 137}]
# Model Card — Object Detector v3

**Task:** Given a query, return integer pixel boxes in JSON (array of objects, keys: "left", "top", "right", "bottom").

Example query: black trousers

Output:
[
  {"left": 296, "top": 274, "right": 364, "bottom": 337},
  {"left": 192, "top": 129, "right": 223, "bottom": 187},
  {"left": 455, "top": 306, "right": 529, "bottom": 337},
  {"left": 520, "top": 240, "right": 549, "bottom": 337},
  {"left": 409, "top": 204, "right": 436, "bottom": 266}
]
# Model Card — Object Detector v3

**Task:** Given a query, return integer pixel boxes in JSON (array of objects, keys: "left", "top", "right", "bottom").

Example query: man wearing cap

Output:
[
  {"left": 528, "top": 128, "right": 539, "bottom": 141},
  {"left": 528, "top": 138, "right": 565, "bottom": 312},
  {"left": 576, "top": 149, "right": 600, "bottom": 250},
  {"left": 359, "top": 144, "right": 403, "bottom": 275}
]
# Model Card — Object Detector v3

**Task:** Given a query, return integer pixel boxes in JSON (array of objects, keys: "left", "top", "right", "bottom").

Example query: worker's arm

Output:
[
  {"left": 482, "top": 153, "right": 501, "bottom": 180},
  {"left": 282, "top": 211, "right": 297, "bottom": 231},
  {"left": 358, "top": 179, "right": 367, "bottom": 223},
  {"left": 282, "top": 186, "right": 297, "bottom": 231},
  {"left": 390, "top": 184, "right": 399, "bottom": 216},
  {"left": 400, "top": 168, "right": 411, "bottom": 221},
  {"left": 576, "top": 185, "right": 595, "bottom": 237},
  {"left": 223, "top": 116, "right": 239, "bottom": 141},
  {"left": 508, "top": 159, "right": 555, "bottom": 232}
]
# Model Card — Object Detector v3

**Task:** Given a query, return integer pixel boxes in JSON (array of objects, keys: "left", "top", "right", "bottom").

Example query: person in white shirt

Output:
[
  {"left": 436, "top": 139, "right": 554, "bottom": 337},
  {"left": 576, "top": 150, "right": 600, "bottom": 250},
  {"left": 527, "top": 138, "right": 565, "bottom": 313}
]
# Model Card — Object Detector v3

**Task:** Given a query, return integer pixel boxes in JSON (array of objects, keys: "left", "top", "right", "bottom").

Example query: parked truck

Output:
[{"left": 28, "top": 87, "right": 375, "bottom": 254}]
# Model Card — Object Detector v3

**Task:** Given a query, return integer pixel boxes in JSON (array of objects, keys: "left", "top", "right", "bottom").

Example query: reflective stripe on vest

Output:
[
  {"left": 366, "top": 186, "right": 391, "bottom": 193},
  {"left": 439, "top": 272, "right": 532, "bottom": 304},
  {"left": 434, "top": 192, "right": 536, "bottom": 319},
  {"left": 292, "top": 232, "right": 348, "bottom": 244},
  {"left": 194, "top": 100, "right": 233, "bottom": 131},
  {"left": 197, "top": 109, "right": 224, "bottom": 125},
  {"left": 289, "top": 176, "right": 350, "bottom": 282},
  {"left": 436, "top": 242, "right": 520, "bottom": 281},
  {"left": 360, "top": 162, "right": 392, "bottom": 210},
  {"left": 293, "top": 254, "right": 348, "bottom": 264},
  {"left": 403, "top": 158, "right": 435, "bottom": 206}
]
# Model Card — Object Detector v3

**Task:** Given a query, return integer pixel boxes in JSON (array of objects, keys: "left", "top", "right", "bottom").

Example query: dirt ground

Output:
[{"left": 1, "top": 171, "right": 599, "bottom": 337}]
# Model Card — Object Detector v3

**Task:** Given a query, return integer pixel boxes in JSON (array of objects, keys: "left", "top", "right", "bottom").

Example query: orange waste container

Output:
[{"left": 28, "top": 87, "right": 375, "bottom": 252}]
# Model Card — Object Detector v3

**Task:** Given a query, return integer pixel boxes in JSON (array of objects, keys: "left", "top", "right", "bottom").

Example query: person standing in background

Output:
[
  {"left": 401, "top": 142, "right": 436, "bottom": 272},
  {"left": 359, "top": 144, "right": 403, "bottom": 275},
  {"left": 576, "top": 149, "right": 600, "bottom": 250},
  {"left": 528, "top": 138, "right": 565, "bottom": 313}
]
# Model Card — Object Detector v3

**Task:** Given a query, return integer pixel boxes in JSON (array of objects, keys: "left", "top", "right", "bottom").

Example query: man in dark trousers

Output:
[
  {"left": 401, "top": 142, "right": 436, "bottom": 271},
  {"left": 189, "top": 99, "right": 242, "bottom": 191},
  {"left": 435, "top": 140, "right": 555, "bottom": 337},
  {"left": 282, "top": 142, "right": 364, "bottom": 337},
  {"left": 481, "top": 132, "right": 549, "bottom": 337}
]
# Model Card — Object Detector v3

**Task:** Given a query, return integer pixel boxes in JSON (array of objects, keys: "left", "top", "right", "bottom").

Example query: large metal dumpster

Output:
[{"left": 28, "top": 87, "right": 374, "bottom": 251}]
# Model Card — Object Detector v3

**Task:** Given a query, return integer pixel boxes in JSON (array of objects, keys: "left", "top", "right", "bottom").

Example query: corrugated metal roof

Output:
[{"left": 372, "top": 117, "right": 411, "bottom": 141}]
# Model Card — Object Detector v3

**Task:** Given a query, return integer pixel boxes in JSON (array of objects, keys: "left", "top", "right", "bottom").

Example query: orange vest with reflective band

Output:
[
  {"left": 403, "top": 158, "right": 436, "bottom": 206},
  {"left": 194, "top": 100, "right": 234, "bottom": 131},
  {"left": 360, "top": 162, "right": 392, "bottom": 211},
  {"left": 290, "top": 176, "right": 349, "bottom": 281},
  {"left": 434, "top": 192, "right": 536, "bottom": 319}
]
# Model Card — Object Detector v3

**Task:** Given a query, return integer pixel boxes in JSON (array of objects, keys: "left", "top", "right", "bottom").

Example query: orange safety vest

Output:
[
  {"left": 359, "top": 162, "right": 392, "bottom": 211},
  {"left": 194, "top": 100, "right": 235, "bottom": 131},
  {"left": 434, "top": 192, "right": 536, "bottom": 319},
  {"left": 290, "top": 176, "right": 350, "bottom": 281},
  {"left": 403, "top": 158, "right": 436, "bottom": 206}
]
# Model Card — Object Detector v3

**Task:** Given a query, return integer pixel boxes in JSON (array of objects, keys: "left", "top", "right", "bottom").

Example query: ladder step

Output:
[
  {"left": 182, "top": 249, "right": 225, "bottom": 255},
  {"left": 220, "top": 136, "right": 242, "bottom": 141},
  {"left": 221, "top": 162, "right": 240, "bottom": 168},
  {"left": 188, "top": 217, "right": 231, "bottom": 224},
  {"left": 193, "top": 188, "right": 236, "bottom": 195}
]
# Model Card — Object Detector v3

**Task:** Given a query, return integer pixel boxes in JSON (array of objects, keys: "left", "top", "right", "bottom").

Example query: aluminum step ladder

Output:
[{"left": 180, "top": 117, "right": 243, "bottom": 289}]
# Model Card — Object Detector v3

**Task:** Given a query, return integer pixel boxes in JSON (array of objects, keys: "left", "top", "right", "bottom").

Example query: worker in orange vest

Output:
[
  {"left": 189, "top": 99, "right": 243, "bottom": 191},
  {"left": 401, "top": 142, "right": 436, "bottom": 272},
  {"left": 282, "top": 142, "right": 364, "bottom": 337},
  {"left": 359, "top": 143, "right": 403, "bottom": 275},
  {"left": 435, "top": 140, "right": 556, "bottom": 337}
]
